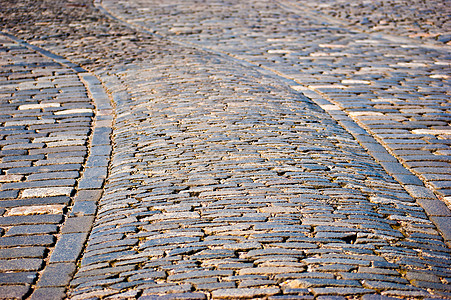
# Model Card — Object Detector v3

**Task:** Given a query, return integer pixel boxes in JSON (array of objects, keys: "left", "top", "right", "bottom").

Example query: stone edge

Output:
[{"left": 0, "top": 31, "right": 114, "bottom": 300}]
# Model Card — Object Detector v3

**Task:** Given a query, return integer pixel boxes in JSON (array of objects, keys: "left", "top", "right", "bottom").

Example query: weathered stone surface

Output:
[
  {"left": 50, "top": 233, "right": 88, "bottom": 263},
  {"left": 0, "top": 285, "right": 30, "bottom": 299},
  {"left": 0, "top": 258, "right": 42, "bottom": 272},
  {"left": 37, "top": 263, "right": 76, "bottom": 287},
  {"left": 1, "top": 0, "right": 450, "bottom": 298}
]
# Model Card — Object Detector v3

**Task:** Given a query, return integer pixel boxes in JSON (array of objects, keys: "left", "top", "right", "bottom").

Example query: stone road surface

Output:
[{"left": 0, "top": 0, "right": 450, "bottom": 299}]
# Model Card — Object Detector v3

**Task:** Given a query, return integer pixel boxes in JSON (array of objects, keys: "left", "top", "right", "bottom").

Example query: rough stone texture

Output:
[
  {"left": 298, "top": 0, "right": 451, "bottom": 44},
  {"left": 0, "top": 28, "right": 111, "bottom": 296},
  {"left": 0, "top": 0, "right": 450, "bottom": 299},
  {"left": 0, "top": 34, "right": 96, "bottom": 297},
  {"left": 36, "top": 263, "right": 76, "bottom": 287},
  {"left": 99, "top": 0, "right": 451, "bottom": 204}
]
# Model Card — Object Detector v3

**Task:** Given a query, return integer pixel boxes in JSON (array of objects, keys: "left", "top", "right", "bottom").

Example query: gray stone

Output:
[
  {"left": 430, "top": 216, "right": 451, "bottom": 241},
  {"left": 0, "top": 214, "right": 62, "bottom": 225},
  {"left": 5, "top": 224, "right": 58, "bottom": 236},
  {"left": 50, "top": 233, "right": 88, "bottom": 263},
  {"left": 0, "top": 235, "right": 55, "bottom": 247},
  {"left": 0, "top": 285, "right": 30, "bottom": 299},
  {"left": 168, "top": 270, "right": 233, "bottom": 281},
  {"left": 61, "top": 216, "right": 95, "bottom": 233},
  {"left": 0, "top": 247, "right": 46, "bottom": 259},
  {"left": 30, "top": 287, "right": 66, "bottom": 300},
  {"left": 0, "top": 272, "right": 37, "bottom": 284},
  {"left": 73, "top": 189, "right": 103, "bottom": 202},
  {"left": 416, "top": 199, "right": 451, "bottom": 216},
  {"left": 70, "top": 201, "right": 97, "bottom": 216},
  {"left": 0, "top": 258, "right": 42, "bottom": 271},
  {"left": 141, "top": 284, "right": 193, "bottom": 295},
  {"left": 363, "top": 281, "right": 424, "bottom": 290},
  {"left": 37, "top": 263, "right": 76, "bottom": 287},
  {"left": 0, "top": 190, "right": 19, "bottom": 199}
]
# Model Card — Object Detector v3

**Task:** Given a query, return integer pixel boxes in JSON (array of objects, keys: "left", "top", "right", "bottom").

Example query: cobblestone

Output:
[
  {"left": 0, "top": 0, "right": 450, "bottom": 299},
  {"left": 0, "top": 30, "right": 112, "bottom": 297}
]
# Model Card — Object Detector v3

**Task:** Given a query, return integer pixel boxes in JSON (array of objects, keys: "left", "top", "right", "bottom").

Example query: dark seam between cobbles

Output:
[
  {"left": 0, "top": 32, "right": 113, "bottom": 299},
  {"left": 1, "top": 0, "right": 451, "bottom": 299}
]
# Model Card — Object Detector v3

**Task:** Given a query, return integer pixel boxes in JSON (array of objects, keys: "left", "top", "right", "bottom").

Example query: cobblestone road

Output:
[{"left": 0, "top": 0, "right": 450, "bottom": 299}]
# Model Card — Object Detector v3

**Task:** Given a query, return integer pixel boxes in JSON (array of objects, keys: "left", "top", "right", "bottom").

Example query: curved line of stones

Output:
[
  {"left": 0, "top": 32, "right": 114, "bottom": 299},
  {"left": 94, "top": 0, "right": 451, "bottom": 246}
]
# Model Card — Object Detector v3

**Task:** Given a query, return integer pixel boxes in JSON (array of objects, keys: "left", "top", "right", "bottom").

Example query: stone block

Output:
[
  {"left": 61, "top": 216, "right": 95, "bottom": 233},
  {"left": 50, "top": 232, "right": 88, "bottom": 263},
  {"left": 37, "top": 263, "right": 76, "bottom": 287}
]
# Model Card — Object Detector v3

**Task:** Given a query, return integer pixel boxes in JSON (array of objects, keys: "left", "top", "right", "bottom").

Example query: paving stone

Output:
[
  {"left": 87, "top": 237, "right": 138, "bottom": 251},
  {"left": 363, "top": 281, "right": 426, "bottom": 291},
  {"left": 61, "top": 216, "right": 95, "bottom": 233},
  {"left": 411, "top": 280, "right": 451, "bottom": 291},
  {"left": 29, "top": 287, "right": 66, "bottom": 300},
  {"left": 412, "top": 199, "right": 451, "bottom": 217},
  {"left": 0, "top": 247, "right": 46, "bottom": 259},
  {"left": 0, "top": 258, "right": 42, "bottom": 271},
  {"left": 7, "top": 164, "right": 82, "bottom": 175},
  {"left": 0, "top": 272, "right": 37, "bottom": 284},
  {"left": 0, "top": 214, "right": 62, "bottom": 225},
  {"left": 80, "top": 250, "right": 137, "bottom": 266},
  {"left": 73, "top": 189, "right": 103, "bottom": 202},
  {"left": 27, "top": 171, "right": 80, "bottom": 181},
  {"left": 4, "top": 0, "right": 450, "bottom": 298},
  {"left": 0, "top": 195, "right": 70, "bottom": 208},
  {"left": 429, "top": 216, "right": 451, "bottom": 241},
  {"left": 239, "top": 267, "right": 305, "bottom": 276},
  {"left": 339, "top": 273, "right": 407, "bottom": 284},
  {"left": 285, "top": 279, "right": 362, "bottom": 289},
  {"left": 168, "top": 270, "right": 233, "bottom": 281},
  {"left": 5, "top": 224, "right": 58, "bottom": 236},
  {"left": 72, "top": 265, "right": 136, "bottom": 283},
  {"left": 50, "top": 233, "right": 88, "bottom": 263},
  {"left": 6, "top": 204, "right": 66, "bottom": 216},
  {"left": 141, "top": 284, "right": 193, "bottom": 295},
  {"left": 21, "top": 187, "right": 73, "bottom": 198},
  {"left": 0, "top": 235, "right": 55, "bottom": 247},
  {"left": 70, "top": 200, "right": 97, "bottom": 216},
  {"left": 405, "top": 271, "right": 441, "bottom": 283},
  {"left": 0, "top": 285, "right": 30, "bottom": 299},
  {"left": 197, "top": 282, "right": 236, "bottom": 291},
  {"left": 77, "top": 177, "right": 105, "bottom": 189},
  {"left": 2, "top": 179, "right": 76, "bottom": 190},
  {"left": 36, "top": 263, "right": 76, "bottom": 287},
  {"left": 403, "top": 185, "right": 437, "bottom": 199},
  {"left": 0, "top": 190, "right": 19, "bottom": 199}
]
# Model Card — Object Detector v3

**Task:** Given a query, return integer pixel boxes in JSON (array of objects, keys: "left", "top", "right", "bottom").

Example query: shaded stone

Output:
[{"left": 0, "top": 285, "right": 30, "bottom": 299}]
